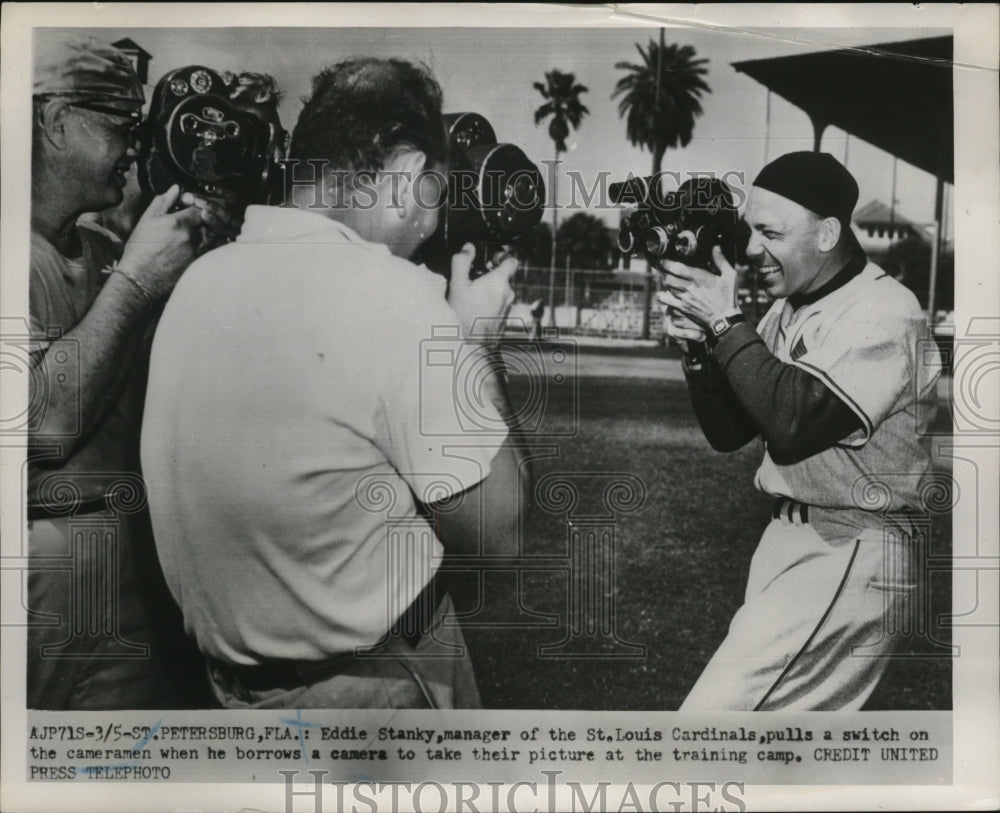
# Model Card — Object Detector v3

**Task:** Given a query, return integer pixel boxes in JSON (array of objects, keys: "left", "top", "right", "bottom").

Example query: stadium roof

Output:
[
  {"left": 732, "top": 36, "right": 953, "bottom": 183},
  {"left": 854, "top": 199, "right": 923, "bottom": 240}
]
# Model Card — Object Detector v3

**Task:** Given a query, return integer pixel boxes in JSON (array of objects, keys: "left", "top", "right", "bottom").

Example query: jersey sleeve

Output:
[
  {"left": 372, "top": 297, "right": 507, "bottom": 503},
  {"left": 754, "top": 298, "right": 788, "bottom": 352},
  {"left": 789, "top": 312, "right": 918, "bottom": 447}
]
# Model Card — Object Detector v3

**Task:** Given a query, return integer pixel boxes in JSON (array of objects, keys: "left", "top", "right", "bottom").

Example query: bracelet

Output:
[{"left": 108, "top": 262, "right": 155, "bottom": 304}]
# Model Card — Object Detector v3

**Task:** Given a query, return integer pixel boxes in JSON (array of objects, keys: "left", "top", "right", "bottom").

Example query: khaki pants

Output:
[{"left": 27, "top": 511, "right": 178, "bottom": 710}]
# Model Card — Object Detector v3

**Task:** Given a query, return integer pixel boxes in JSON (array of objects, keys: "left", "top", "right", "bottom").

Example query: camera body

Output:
[
  {"left": 137, "top": 66, "right": 279, "bottom": 204},
  {"left": 417, "top": 112, "right": 546, "bottom": 280},
  {"left": 611, "top": 175, "right": 749, "bottom": 272}
]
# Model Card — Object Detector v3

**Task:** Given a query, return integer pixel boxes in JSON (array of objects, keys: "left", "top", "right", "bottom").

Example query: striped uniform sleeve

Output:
[{"left": 713, "top": 324, "right": 864, "bottom": 462}]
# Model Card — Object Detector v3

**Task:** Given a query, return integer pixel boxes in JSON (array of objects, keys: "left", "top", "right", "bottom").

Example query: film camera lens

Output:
[
  {"left": 417, "top": 112, "right": 546, "bottom": 279},
  {"left": 610, "top": 174, "right": 748, "bottom": 270}
]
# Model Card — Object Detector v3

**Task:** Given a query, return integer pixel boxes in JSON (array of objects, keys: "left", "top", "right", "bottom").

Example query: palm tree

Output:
[
  {"left": 613, "top": 33, "right": 710, "bottom": 339},
  {"left": 612, "top": 34, "right": 710, "bottom": 175},
  {"left": 533, "top": 69, "right": 589, "bottom": 324}
]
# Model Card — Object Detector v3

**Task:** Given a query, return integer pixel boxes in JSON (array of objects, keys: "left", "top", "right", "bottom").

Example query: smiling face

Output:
[
  {"left": 63, "top": 104, "right": 141, "bottom": 211},
  {"left": 744, "top": 186, "right": 829, "bottom": 299}
]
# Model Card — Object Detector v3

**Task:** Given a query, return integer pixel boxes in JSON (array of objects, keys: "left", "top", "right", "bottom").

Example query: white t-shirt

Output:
[
  {"left": 141, "top": 207, "right": 506, "bottom": 664},
  {"left": 752, "top": 262, "right": 941, "bottom": 512}
]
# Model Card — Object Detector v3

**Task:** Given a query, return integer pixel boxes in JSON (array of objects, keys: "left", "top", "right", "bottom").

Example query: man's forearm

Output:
[
  {"left": 682, "top": 354, "right": 759, "bottom": 451},
  {"left": 481, "top": 344, "right": 521, "bottom": 426},
  {"left": 712, "top": 323, "right": 863, "bottom": 463},
  {"left": 30, "top": 272, "right": 152, "bottom": 462},
  {"left": 431, "top": 346, "right": 529, "bottom": 563},
  {"left": 478, "top": 343, "right": 531, "bottom": 497}
]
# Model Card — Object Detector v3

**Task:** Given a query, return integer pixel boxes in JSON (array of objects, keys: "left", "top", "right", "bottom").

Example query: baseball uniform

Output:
[{"left": 680, "top": 259, "right": 941, "bottom": 710}]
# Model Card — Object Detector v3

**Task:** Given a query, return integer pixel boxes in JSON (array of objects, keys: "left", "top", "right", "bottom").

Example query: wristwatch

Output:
[{"left": 708, "top": 311, "right": 746, "bottom": 343}]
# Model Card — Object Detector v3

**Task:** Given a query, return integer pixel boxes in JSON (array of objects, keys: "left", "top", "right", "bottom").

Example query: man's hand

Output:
[
  {"left": 117, "top": 185, "right": 239, "bottom": 302},
  {"left": 659, "top": 245, "right": 739, "bottom": 328},
  {"left": 658, "top": 296, "right": 707, "bottom": 354},
  {"left": 188, "top": 192, "right": 244, "bottom": 252},
  {"left": 447, "top": 243, "right": 518, "bottom": 341}
]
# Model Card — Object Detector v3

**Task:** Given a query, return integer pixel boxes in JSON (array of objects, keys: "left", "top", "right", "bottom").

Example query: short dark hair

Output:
[
  {"left": 290, "top": 58, "right": 447, "bottom": 176},
  {"left": 223, "top": 71, "right": 284, "bottom": 108}
]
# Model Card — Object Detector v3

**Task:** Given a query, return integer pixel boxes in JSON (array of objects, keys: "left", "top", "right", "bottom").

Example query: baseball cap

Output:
[
  {"left": 754, "top": 151, "right": 859, "bottom": 226},
  {"left": 33, "top": 32, "right": 144, "bottom": 111}
]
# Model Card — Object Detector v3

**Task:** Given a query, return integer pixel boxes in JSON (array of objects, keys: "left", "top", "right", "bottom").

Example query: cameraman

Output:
[
  {"left": 27, "top": 33, "right": 237, "bottom": 709},
  {"left": 141, "top": 57, "right": 527, "bottom": 709},
  {"left": 87, "top": 70, "right": 288, "bottom": 244},
  {"left": 660, "top": 152, "right": 941, "bottom": 710}
]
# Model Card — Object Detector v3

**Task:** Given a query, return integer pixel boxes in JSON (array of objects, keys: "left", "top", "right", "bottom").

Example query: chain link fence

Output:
[{"left": 510, "top": 264, "right": 769, "bottom": 341}]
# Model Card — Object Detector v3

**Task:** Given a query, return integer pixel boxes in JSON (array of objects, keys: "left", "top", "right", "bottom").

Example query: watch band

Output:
[{"left": 708, "top": 312, "right": 746, "bottom": 343}]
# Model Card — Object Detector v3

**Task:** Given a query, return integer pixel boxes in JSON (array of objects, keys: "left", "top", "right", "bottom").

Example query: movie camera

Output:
[
  {"left": 417, "top": 112, "right": 546, "bottom": 280},
  {"left": 137, "top": 65, "right": 283, "bottom": 205},
  {"left": 611, "top": 174, "right": 749, "bottom": 271},
  {"left": 611, "top": 174, "right": 750, "bottom": 362}
]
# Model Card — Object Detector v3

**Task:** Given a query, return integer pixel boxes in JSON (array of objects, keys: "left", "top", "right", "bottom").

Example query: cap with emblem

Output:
[
  {"left": 753, "top": 151, "right": 859, "bottom": 227},
  {"left": 33, "top": 32, "right": 144, "bottom": 112}
]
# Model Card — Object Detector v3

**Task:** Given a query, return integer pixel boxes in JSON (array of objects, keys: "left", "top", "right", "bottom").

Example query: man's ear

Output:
[
  {"left": 37, "top": 100, "right": 71, "bottom": 151},
  {"left": 383, "top": 149, "right": 428, "bottom": 220},
  {"left": 816, "top": 215, "right": 842, "bottom": 253}
]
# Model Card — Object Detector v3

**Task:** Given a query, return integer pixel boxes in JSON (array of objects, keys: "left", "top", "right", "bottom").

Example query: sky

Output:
[{"left": 78, "top": 24, "right": 951, "bottom": 230}]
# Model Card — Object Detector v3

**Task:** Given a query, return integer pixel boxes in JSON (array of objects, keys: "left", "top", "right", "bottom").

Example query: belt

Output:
[
  {"left": 772, "top": 497, "right": 810, "bottom": 526},
  {"left": 27, "top": 495, "right": 113, "bottom": 522},
  {"left": 210, "top": 570, "right": 451, "bottom": 693}
]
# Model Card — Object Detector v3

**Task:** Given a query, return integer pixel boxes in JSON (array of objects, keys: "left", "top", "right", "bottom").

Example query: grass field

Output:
[{"left": 452, "top": 342, "right": 953, "bottom": 710}]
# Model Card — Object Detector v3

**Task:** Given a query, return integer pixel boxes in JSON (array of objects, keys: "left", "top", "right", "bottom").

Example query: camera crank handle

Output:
[
  {"left": 470, "top": 243, "right": 515, "bottom": 281},
  {"left": 465, "top": 241, "right": 490, "bottom": 281}
]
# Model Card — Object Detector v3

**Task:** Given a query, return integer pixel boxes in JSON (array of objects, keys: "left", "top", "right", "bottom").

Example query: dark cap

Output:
[
  {"left": 753, "top": 151, "right": 859, "bottom": 225},
  {"left": 33, "top": 32, "right": 144, "bottom": 109}
]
